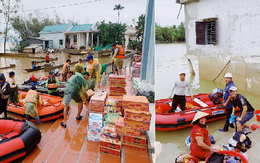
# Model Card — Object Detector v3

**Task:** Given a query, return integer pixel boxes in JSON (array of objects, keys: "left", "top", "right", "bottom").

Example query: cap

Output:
[
  {"left": 112, "top": 43, "right": 116, "bottom": 46},
  {"left": 229, "top": 86, "right": 237, "bottom": 92},
  {"left": 66, "top": 59, "right": 71, "bottom": 62},
  {"left": 49, "top": 71, "right": 53, "bottom": 74},
  {"left": 116, "top": 42, "right": 120, "bottom": 45},
  {"left": 224, "top": 73, "right": 233, "bottom": 78},
  {"left": 179, "top": 71, "right": 186, "bottom": 75},
  {"left": 85, "top": 55, "right": 93, "bottom": 62},
  {"left": 191, "top": 111, "right": 209, "bottom": 123},
  {"left": 82, "top": 71, "right": 89, "bottom": 76}
]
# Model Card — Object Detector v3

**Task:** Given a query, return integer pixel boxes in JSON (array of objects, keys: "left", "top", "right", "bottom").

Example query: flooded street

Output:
[{"left": 155, "top": 44, "right": 260, "bottom": 163}]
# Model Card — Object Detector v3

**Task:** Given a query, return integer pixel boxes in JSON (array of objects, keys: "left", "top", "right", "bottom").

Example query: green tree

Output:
[
  {"left": 135, "top": 14, "right": 145, "bottom": 43},
  {"left": 1, "top": 0, "right": 20, "bottom": 53},
  {"left": 113, "top": 4, "right": 124, "bottom": 23},
  {"left": 97, "top": 21, "right": 126, "bottom": 46}
]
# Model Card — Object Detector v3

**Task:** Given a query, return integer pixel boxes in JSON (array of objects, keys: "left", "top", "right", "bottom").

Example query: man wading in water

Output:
[{"left": 168, "top": 71, "right": 193, "bottom": 113}]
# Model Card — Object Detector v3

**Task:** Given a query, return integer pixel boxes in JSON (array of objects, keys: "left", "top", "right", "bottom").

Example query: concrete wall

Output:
[
  {"left": 40, "top": 33, "right": 65, "bottom": 49},
  {"left": 184, "top": 0, "right": 260, "bottom": 95}
]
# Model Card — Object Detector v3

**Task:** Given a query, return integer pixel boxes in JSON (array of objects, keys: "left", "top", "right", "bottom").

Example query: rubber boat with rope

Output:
[
  {"left": 155, "top": 88, "right": 242, "bottom": 131},
  {"left": 7, "top": 91, "right": 65, "bottom": 122},
  {"left": 41, "top": 73, "right": 63, "bottom": 81},
  {"left": 18, "top": 85, "right": 65, "bottom": 97},
  {"left": 0, "top": 118, "right": 41, "bottom": 163}
]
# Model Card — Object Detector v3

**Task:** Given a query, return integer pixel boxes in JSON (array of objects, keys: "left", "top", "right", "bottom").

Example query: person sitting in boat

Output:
[
  {"left": 7, "top": 71, "right": 19, "bottom": 105},
  {"left": 219, "top": 73, "right": 236, "bottom": 132},
  {"left": 73, "top": 59, "right": 84, "bottom": 74},
  {"left": 168, "top": 71, "right": 193, "bottom": 113},
  {"left": 230, "top": 86, "right": 255, "bottom": 132},
  {"left": 45, "top": 71, "right": 60, "bottom": 95},
  {"left": 24, "top": 86, "right": 42, "bottom": 124},
  {"left": 22, "top": 75, "right": 39, "bottom": 86},
  {"left": 190, "top": 111, "right": 220, "bottom": 160},
  {"left": 62, "top": 59, "right": 71, "bottom": 82},
  {"left": 60, "top": 71, "right": 90, "bottom": 128},
  {"left": 0, "top": 73, "right": 10, "bottom": 118},
  {"left": 32, "top": 61, "right": 41, "bottom": 70}
]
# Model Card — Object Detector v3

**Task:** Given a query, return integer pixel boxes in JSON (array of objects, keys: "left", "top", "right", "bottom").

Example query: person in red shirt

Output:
[{"left": 46, "top": 52, "right": 50, "bottom": 63}]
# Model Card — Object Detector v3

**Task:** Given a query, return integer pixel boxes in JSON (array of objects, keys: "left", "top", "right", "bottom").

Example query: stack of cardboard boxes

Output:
[
  {"left": 115, "top": 95, "right": 151, "bottom": 150},
  {"left": 108, "top": 74, "right": 126, "bottom": 96},
  {"left": 132, "top": 62, "right": 141, "bottom": 78},
  {"left": 87, "top": 113, "right": 103, "bottom": 142}
]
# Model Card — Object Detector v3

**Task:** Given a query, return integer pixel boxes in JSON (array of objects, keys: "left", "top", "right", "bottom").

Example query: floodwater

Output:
[{"left": 155, "top": 44, "right": 260, "bottom": 163}]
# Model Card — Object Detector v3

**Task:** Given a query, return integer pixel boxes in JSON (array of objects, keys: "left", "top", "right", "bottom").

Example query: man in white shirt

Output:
[{"left": 168, "top": 71, "right": 193, "bottom": 113}]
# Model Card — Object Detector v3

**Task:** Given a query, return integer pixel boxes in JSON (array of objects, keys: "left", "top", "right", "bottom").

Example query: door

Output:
[{"left": 49, "top": 41, "right": 53, "bottom": 49}]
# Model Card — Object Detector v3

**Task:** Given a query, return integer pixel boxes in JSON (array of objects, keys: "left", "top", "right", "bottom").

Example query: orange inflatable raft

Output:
[
  {"left": 0, "top": 118, "right": 41, "bottom": 163},
  {"left": 7, "top": 91, "right": 65, "bottom": 122}
]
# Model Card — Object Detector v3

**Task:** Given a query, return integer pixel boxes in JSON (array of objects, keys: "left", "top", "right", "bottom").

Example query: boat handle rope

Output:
[{"left": 1, "top": 122, "right": 28, "bottom": 141}]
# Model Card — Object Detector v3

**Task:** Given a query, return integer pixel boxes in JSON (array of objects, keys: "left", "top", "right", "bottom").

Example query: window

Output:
[
  {"left": 196, "top": 19, "right": 217, "bottom": 45},
  {"left": 74, "top": 35, "right": 77, "bottom": 43},
  {"left": 59, "top": 39, "right": 63, "bottom": 46}
]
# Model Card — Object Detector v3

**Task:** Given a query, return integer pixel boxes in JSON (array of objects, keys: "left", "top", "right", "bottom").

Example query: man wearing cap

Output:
[
  {"left": 230, "top": 86, "right": 254, "bottom": 132},
  {"left": 168, "top": 71, "right": 193, "bottom": 113},
  {"left": 219, "top": 73, "right": 236, "bottom": 132},
  {"left": 111, "top": 42, "right": 125, "bottom": 75},
  {"left": 62, "top": 59, "right": 71, "bottom": 82},
  {"left": 85, "top": 55, "right": 101, "bottom": 91},
  {"left": 60, "top": 71, "right": 90, "bottom": 128},
  {"left": 45, "top": 71, "right": 60, "bottom": 95},
  {"left": 73, "top": 59, "right": 84, "bottom": 74},
  {"left": 24, "top": 86, "right": 42, "bottom": 124}
]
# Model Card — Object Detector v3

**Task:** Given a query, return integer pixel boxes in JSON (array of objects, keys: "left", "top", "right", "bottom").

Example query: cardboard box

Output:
[
  {"left": 91, "top": 92, "right": 108, "bottom": 102},
  {"left": 89, "top": 106, "right": 105, "bottom": 112},
  {"left": 109, "top": 86, "right": 125, "bottom": 92},
  {"left": 88, "top": 113, "right": 103, "bottom": 128},
  {"left": 121, "top": 140, "right": 147, "bottom": 151},
  {"left": 115, "top": 117, "right": 140, "bottom": 137},
  {"left": 122, "top": 95, "right": 149, "bottom": 111},
  {"left": 124, "top": 109, "right": 151, "bottom": 123},
  {"left": 99, "top": 146, "right": 121, "bottom": 158},
  {"left": 108, "top": 81, "right": 126, "bottom": 87},
  {"left": 122, "top": 134, "right": 146, "bottom": 146},
  {"left": 107, "top": 96, "right": 123, "bottom": 107},
  {"left": 87, "top": 127, "right": 102, "bottom": 142},
  {"left": 87, "top": 89, "right": 95, "bottom": 97},
  {"left": 87, "top": 113, "right": 103, "bottom": 142},
  {"left": 108, "top": 74, "right": 126, "bottom": 82},
  {"left": 90, "top": 92, "right": 107, "bottom": 112},
  {"left": 102, "top": 125, "right": 117, "bottom": 138},
  {"left": 99, "top": 135, "right": 121, "bottom": 151},
  {"left": 124, "top": 118, "right": 150, "bottom": 131},
  {"left": 109, "top": 92, "right": 126, "bottom": 96}
]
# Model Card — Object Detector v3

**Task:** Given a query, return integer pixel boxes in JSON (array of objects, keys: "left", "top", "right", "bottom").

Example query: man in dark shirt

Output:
[{"left": 230, "top": 86, "right": 254, "bottom": 132}]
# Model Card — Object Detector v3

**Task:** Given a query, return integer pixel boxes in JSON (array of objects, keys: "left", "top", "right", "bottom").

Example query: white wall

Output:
[
  {"left": 40, "top": 32, "right": 65, "bottom": 49},
  {"left": 185, "top": 0, "right": 260, "bottom": 57}
]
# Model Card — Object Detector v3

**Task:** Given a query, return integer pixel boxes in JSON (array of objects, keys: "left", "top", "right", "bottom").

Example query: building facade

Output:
[
  {"left": 39, "top": 22, "right": 99, "bottom": 50},
  {"left": 178, "top": 0, "right": 260, "bottom": 95}
]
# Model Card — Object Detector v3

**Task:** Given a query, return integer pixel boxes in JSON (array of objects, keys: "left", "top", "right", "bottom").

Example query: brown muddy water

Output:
[{"left": 155, "top": 44, "right": 260, "bottom": 163}]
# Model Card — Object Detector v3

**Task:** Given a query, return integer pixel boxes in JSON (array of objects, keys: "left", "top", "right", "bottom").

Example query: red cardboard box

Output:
[
  {"left": 109, "top": 86, "right": 125, "bottom": 92},
  {"left": 115, "top": 117, "right": 140, "bottom": 137},
  {"left": 121, "top": 140, "right": 147, "bottom": 151},
  {"left": 122, "top": 95, "right": 149, "bottom": 111},
  {"left": 99, "top": 146, "right": 121, "bottom": 158},
  {"left": 99, "top": 135, "right": 121, "bottom": 151},
  {"left": 122, "top": 134, "right": 146, "bottom": 146},
  {"left": 108, "top": 74, "right": 126, "bottom": 82},
  {"left": 124, "top": 118, "right": 150, "bottom": 131},
  {"left": 108, "top": 81, "right": 126, "bottom": 87},
  {"left": 124, "top": 109, "right": 151, "bottom": 123}
]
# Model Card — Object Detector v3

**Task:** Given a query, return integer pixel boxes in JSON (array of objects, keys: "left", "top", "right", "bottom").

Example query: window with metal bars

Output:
[{"left": 196, "top": 19, "right": 217, "bottom": 45}]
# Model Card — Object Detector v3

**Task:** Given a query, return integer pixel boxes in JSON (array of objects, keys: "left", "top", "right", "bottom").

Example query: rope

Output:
[{"left": 212, "top": 59, "right": 231, "bottom": 82}]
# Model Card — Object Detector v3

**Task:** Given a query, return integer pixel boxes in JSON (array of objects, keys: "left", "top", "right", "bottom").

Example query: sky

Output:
[{"left": 155, "top": 0, "right": 185, "bottom": 27}]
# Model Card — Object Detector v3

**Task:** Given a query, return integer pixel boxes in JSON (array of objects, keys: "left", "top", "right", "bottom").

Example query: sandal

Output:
[
  {"left": 60, "top": 122, "right": 66, "bottom": 128},
  {"left": 76, "top": 116, "right": 83, "bottom": 120}
]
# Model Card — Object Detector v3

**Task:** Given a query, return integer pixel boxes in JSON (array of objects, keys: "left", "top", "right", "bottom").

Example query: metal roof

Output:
[
  {"left": 70, "top": 24, "right": 93, "bottom": 31},
  {"left": 40, "top": 24, "right": 69, "bottom": 33}
]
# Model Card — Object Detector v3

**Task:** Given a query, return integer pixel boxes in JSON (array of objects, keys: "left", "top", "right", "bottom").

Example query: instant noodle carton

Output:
[
  {"left": 108, "top": 74, "right": 126, "bottom": 82},
  {"left": 108, "top": 81, "right": 126, "bottom": 87},
  {"left": 115, "top": 117, "right": 140, "bottom": 137},
  {"left": 89, "top": 92, "right": 108, "bottom": 112},
  {"left": 99, "top": 146, "right": 121, "bottom": 158},
  {"left": 124, "top": 109, "right": 151, "bottom": 123},
  {"left": 122, "top": 95, "right": 149, "bottom": 111},
  {"left": 99, "top": 134, "right": 121, "bottom": 151},
  {"left": 121, "top": 140, "right": 147, "bottom": 151},
  {"left": 124, "top": 118, "right": 150, "bottom": 131},
  {"left": 122, "top": 134, "right": 146, "bottom": 146}
]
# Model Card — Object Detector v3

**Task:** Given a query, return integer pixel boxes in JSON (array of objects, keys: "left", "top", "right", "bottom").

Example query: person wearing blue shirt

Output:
[
  {"left": 32, "top": 61, "right": 41, "bottom": 70},
  {"left": 219, "top": 73, "right": 236, "bottom": 132}
]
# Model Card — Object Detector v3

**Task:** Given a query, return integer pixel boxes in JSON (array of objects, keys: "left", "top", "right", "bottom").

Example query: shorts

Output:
[
  {"left": 46, "top": 60, "right": 50, "bottom": 63},
  {"left": 114, "top": 59, "right": 124, "bottom": 69},
  {"left": 238, "top": 111, "right": 254, "bottom": 125},
  {"left": 63, "top": 90, "right": 82, "bottom": 106}
]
